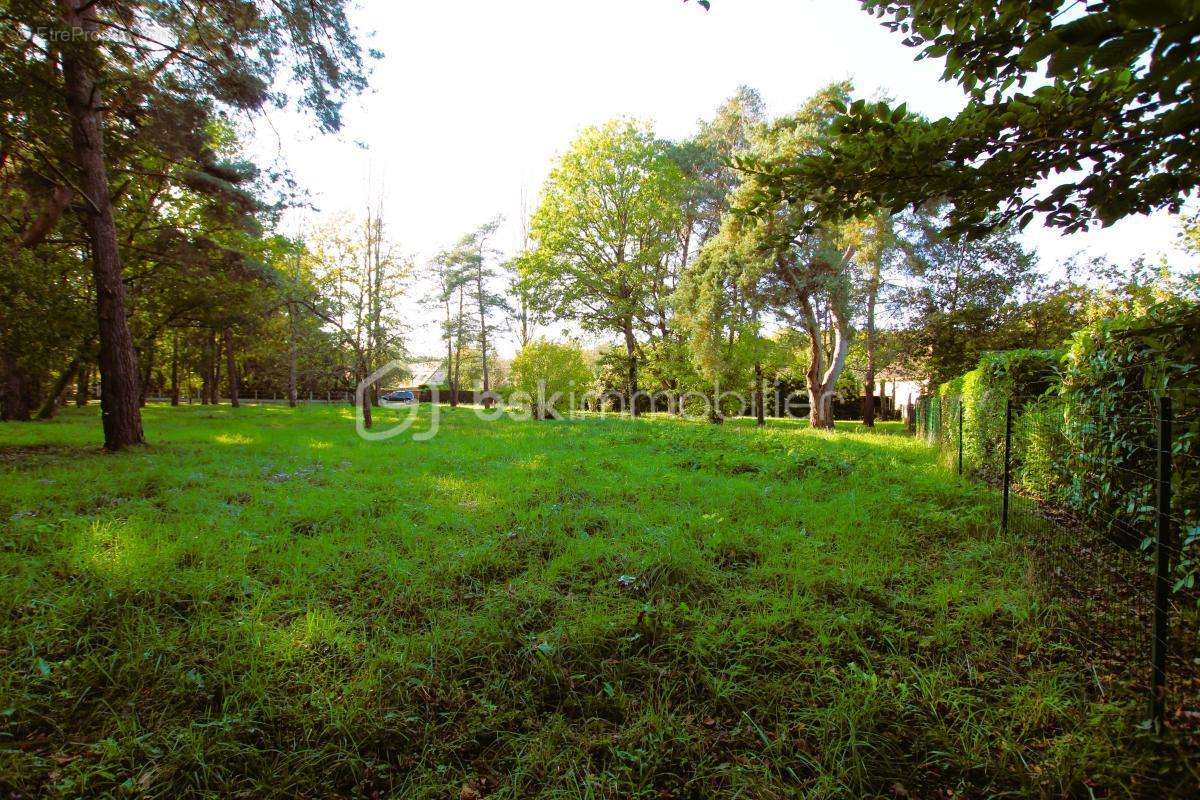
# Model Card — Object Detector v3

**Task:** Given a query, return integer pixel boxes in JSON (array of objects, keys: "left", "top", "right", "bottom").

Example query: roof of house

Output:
[{"left": 405, "top": 360, "right": 445, "bottom": 387}]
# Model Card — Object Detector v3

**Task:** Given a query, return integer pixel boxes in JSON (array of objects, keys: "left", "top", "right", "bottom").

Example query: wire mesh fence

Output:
[{"left": 917, "top": 388, "right": 1199, "bottom": 749}]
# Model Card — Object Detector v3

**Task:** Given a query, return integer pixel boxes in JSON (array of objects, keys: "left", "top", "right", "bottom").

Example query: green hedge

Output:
[
  {"left": 1013, "top": 395, "right": 1068, "bottom": 501},
  {"left": 929, "top": 299, "right": 1198, "bottom": 589},
  {"left": 937, "top": 349, "right": 1061, "bottom": 481},
  {"left": 1058, "top": 299, "right": 1199, "bottom": 560}
]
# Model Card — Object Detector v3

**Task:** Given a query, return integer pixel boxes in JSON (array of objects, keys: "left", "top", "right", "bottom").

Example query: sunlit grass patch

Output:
[{"left": 0, "top": 404, "right": 1175, "bottom": 798}]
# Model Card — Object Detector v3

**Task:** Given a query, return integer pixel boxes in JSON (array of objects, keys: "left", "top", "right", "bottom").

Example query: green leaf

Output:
[
  {"left": 1159, "top": 103, "right": 1200, "bottom": 136},
  {"left": 1123, "top": 0, "right": 1189, "bottom": 26},
  {"left": 1021, "top": 32, "right": 1061, "bottom": 65},
  {"left": 1054, "top": 15, "right": 1121, "bottom": 47},
  {"left": 1047, "top": 46, "right": 1091, "bottom": 77},
  {"left": 1093, "top": 31, "right": 1156, "bottom": 68}
]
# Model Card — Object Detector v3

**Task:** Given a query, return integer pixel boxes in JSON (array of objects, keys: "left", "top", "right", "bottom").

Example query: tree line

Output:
[
  {"left": 2, "top": 0, "right": 369, "bottom": 447},
  {"left": 506, "top": 0, "right": 1199, "bottom": 427},
  {"left": 4, "top": 0, "right": 1196, "bottom": 444},
  {"left": 508, "top": 85, "right": 1145, "bottom": 428}
]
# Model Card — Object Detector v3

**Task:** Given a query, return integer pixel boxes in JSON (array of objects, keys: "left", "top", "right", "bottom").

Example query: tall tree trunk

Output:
[
  {"left": 288, "top": 304, "right": 298, "bottom": 408},
  {"left": 623, "top": 322, "right": 639, "bottom": 418},
  {"left": 451, "top": 286, "right": 465, "bottom": 407},
  {"left": 801, "top": 302, "right": 850, "bottom": 430},
  {"left": 861, "top": 373, "right": 875, "bottom": 426},
  {"left": 806, "top": 360, "right": 824, "bottom": 428},
  {"left": 360, "top": 386, "right": 373, "bottom": 427},
  {"left": 288, "top": 250, "right": 301, "bottom": 408},
  {"left": 37, "top": 355, "right": 83, "bottom": 419},
  {"left": 200, "top": 336, "right": 211, "bottom": 405},
  {"left": 224, "top": 327, "right": 239, "bottom": 407},
  {"left": 138, "top": 340, "right": 155, "bottom": 407},
  {"left": 754, "top": 360, "right": 765, "bottom": 427},
  {"left": 359, "top": 361, "right": 373, "bottom": 429},
  {"left": 287, "top": 346, "right": 297, "bottom": 406},
  {"left": 60, "top": 0, "right": 143, "bottom": 449},
  {"left": 859, "top": 250, "right": 883, "bottom": 427},
  {"left": 76, "top": 365, "right": 89, "bottom": 407},
  {"left": 444, "top": 294, "right": 455, "bottom": 406},
  {"left": 365, "top": 215, "right": 382, "bottom": 408},
  {"left": 451, "top": 342, "right": 463, "bottom": 408},
  {"left": 519, "top": 295, "right": 530, "bottom": 348},
  {"left": 170, "top": 333, "right": 179, "bottom": 406},
  {"left": 802, "top": 301, "right": 825, "bottom": 429},
  {"left": 708, "top": 386, "right": 723, "bottom": 424},
  {"left": 478, "top": 264, "right": 492, "bottom": 409},
  {"left": 211, "top": 333, "right": 222, "bottom": 404},
  {"left": 2, "top": 350, "right": 32, "bottom": 421},
  {"left": 861, "top": 279, "right": 878, "bottom": 427},
  {"left": 816, "top": 307, "right": 852, "bottom": 429}
]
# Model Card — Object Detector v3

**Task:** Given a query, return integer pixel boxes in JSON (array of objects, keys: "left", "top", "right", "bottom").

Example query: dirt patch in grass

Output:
[{"left": 0, "top": 443, "right": 98, "bottom": 470}]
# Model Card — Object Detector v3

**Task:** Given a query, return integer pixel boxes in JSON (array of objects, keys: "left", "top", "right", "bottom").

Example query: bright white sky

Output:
[{"left": 249, "top": 0, "right": 1192, "bottom": 359}]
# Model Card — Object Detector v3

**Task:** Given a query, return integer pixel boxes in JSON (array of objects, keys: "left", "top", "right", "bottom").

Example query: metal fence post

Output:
[
  {"left": 1150, "top": 395, "right": 1174, "bottom": 733},
  {"left": 957, "top": 399, "right": 964, "bottom": 476},
  {"left": 1001, "top": 398, "right": 1012, "bottom": 534}
]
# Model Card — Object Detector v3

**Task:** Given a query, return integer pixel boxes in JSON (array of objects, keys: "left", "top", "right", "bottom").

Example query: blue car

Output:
[{"left": 380, "top": 389, "right": 415, "bottom": 403}]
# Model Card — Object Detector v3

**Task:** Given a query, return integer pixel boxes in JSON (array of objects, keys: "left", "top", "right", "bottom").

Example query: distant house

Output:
[
  {"left": 389, "top": 360, "right": 446, "bottom": 391},
  {"left": 876, "top": 370, "right": 923, "bottom": 419}
]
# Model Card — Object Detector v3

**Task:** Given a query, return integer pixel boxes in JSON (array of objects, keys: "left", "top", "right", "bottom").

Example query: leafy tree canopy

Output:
[
  {"left": 521, "top": 118, "right": 685, "bottom": 336},
  {"left": 730, "top": 1, "right": 1200, "bottom": 236}
]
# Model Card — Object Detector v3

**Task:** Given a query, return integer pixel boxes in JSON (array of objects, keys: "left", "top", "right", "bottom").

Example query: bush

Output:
[
  {"left": 932, "top": 375, "right": 964, "bottom": 467},
  {"left": 927, "top": 298, "right": 1200, "bottom": 591},
  {"left": 509, "top": 340, "right": 593, "bottom": 419},
  {"left": 1014, "top": 395, "right": 1069, "bottom": 500},
  {"left": 939, "top": 349, "right": 1061, "bottom": 481},
  {"left": 1059, "top": 299, "right": 1199, "bottom": 557}
]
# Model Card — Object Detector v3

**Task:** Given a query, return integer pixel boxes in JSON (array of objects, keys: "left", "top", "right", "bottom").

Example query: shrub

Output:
[
  {"left": 933, "top": 375, "right": 964, "bottom": 467},
  {"left": 509, "top": 340, "right": 593, "bottom": 419},
  {"left": 939, "top": 349, "right": 1061, "bottom": 481},
  {"left": 1059, "top": 299, "right": 1199, "bottom": 558},
  {"left": 927, "top": 299, "right": 1199, "bottom": 591},
  {"left": 1014, "top": 395, "right": 1069, "bottom": 500}
]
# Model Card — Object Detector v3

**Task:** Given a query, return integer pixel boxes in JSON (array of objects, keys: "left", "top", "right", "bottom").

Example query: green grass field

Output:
[{"left": 0, "top": 404, "right": 1168, "bottom": 797}]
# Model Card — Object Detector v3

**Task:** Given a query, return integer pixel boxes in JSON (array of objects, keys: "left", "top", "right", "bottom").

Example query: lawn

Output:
[{"left": 0, "top": 404, "right": 1169, "bottom": 797}]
